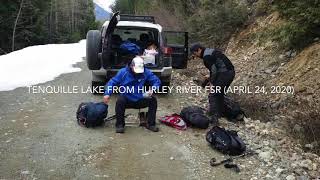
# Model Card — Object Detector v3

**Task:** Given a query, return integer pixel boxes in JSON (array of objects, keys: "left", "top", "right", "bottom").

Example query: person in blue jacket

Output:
[{"left": 103, "top": 56, "right": 161, "bottom": 133}]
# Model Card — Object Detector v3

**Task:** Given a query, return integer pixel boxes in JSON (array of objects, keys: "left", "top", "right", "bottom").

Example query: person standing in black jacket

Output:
[{"left": 190, "top": 43, "right": 235, "bottom": 123}]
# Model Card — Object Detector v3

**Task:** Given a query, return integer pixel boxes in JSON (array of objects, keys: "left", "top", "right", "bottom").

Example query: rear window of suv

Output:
[{"left": 112, "top": 27, "right": 159, "bottom": 46}]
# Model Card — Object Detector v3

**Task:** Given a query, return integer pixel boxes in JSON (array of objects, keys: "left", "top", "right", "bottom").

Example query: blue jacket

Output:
[{"left": 104, "top": 66, "right": 161, "bottom": 102}]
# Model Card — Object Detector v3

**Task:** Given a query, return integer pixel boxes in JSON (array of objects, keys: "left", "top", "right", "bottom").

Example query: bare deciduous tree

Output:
[{"left": 12, "top": 0, "right": 24, "bottom": 51}]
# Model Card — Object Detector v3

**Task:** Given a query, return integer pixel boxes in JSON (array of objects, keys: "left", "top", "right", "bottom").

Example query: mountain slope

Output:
[
  {"left": 225, "top": 12, "right": 320, "bottom": 153},
  {"left": 94, "top": 3, "right": 111, "bottom": 21}
]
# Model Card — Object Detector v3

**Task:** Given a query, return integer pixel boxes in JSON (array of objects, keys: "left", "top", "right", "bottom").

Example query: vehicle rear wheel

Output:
[{"left": 86, "top": 30, "right": 102, "bottom": 70}]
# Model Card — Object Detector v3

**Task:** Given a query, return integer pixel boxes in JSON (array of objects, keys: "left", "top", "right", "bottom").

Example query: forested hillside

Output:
[
  {"left": 112, "top": 0, "right": 248, "bottom": 48},
  {"left": 113, "top": 0, "right": 320, "bottom": 50},
  {"left": 0, "top": 0, "right": 97, "bottom": 55}
]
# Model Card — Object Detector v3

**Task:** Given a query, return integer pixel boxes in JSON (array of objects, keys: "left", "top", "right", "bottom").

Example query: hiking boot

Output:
[
  {"left": 209, "top": 115, "right": 219, "bottom": 127},
  {"left": 146, "top": 125, "right": 159, "bottom": 132},
  {"left": 116, "top": 127, "right": 125, "bottom": 133},
  {"left": 139, "top": 112, "right": 147, "bottom": 127},
  {"left": 236, "top": 113, "right": 245, "bottom": 121}
]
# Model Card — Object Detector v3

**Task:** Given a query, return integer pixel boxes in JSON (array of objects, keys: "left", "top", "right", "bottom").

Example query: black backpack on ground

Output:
[
  {"left": 180, "top": 106, "right": 209, "bottom": 129},
  {"left": 206, "top": 126, "right": 246, "bottom": 155},
  {"left": 222, "top": 96, "right": 245, "bottom": 122},
  {"left": 76, "top": 102, "right": 108, "bottom": 128}
]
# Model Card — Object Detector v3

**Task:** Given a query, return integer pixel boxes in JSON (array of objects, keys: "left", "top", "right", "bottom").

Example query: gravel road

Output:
[{"left": 0, "top": 62, "right": 244, "bottom": 180}]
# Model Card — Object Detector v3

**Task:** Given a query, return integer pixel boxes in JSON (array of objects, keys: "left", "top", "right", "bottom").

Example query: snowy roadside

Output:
[{"left": 0, "top": 40, "right": 86, "bottom": 91}]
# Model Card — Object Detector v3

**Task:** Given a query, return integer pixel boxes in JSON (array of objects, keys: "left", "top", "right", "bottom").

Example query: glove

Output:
[{"left": 143, "top": 90, "right": 153, "bottom": 98}]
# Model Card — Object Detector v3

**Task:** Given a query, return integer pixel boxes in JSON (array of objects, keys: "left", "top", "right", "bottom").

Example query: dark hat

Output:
[
  {"left": 190, "top": 43, "right": 203, "bottom": 53},
  {"left": 147, "top": 40, "right": 158, "bottom": 48}
]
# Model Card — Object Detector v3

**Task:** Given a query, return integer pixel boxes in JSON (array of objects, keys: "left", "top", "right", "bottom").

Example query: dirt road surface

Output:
[{"left": 0, "top": 62, "right": 244, "bottom": 180}]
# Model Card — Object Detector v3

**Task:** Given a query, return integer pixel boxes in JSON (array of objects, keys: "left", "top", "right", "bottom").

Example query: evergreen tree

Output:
[{"left": 0, "top": 0, "right": 98, "bottom": 55}]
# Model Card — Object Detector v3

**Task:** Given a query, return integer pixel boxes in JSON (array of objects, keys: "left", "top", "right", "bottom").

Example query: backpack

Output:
[
  {"left": 159, "top": 114, "right": 187, "bottom": 130},
  {"left": 222, "top": 96, "right": 245, "bottom": 122},
  {"left": 180, "top": 106, "right": 209, "bottom": 129},
  {"left": 120, "top": 41, "right": 141, "bottom": 55},
  {"left": 76, "top": 102, "right": 108, "bottom": 128},
  {"left": 206, "top": 126, "right": 246, "bottom": 155}
]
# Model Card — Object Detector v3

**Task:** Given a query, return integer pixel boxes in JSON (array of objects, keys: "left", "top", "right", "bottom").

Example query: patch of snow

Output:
[{"left": 0, "top": 40, "right": 86, "bottom": 91}]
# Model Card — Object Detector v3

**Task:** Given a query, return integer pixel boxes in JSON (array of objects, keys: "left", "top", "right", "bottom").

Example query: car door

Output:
[
  {"left": 104, "top": 11, "right": 119, "bottom": 38},
  {"left": 163, "top": 31, "right": 188, "bottom": 69},
  {"left": 102, "top": 12, "right": 120, "bottom": 68}
]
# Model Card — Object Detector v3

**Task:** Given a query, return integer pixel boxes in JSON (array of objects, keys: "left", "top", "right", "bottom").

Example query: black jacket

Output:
[{"left": 201, "top": 48, "right": 234, "bottom": 80}]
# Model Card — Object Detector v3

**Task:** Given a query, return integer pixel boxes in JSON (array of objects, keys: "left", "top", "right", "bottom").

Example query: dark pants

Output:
[
  {"left": 209, "top": 70, "right": 235, "bottom": 117},
  {"left": 115, "top": 96, "right": 157, "bottom": 128}
]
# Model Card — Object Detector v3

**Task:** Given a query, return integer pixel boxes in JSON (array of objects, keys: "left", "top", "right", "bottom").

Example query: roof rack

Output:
[{"left": 120, "top": 14, "right": 155, "bottom": 23}]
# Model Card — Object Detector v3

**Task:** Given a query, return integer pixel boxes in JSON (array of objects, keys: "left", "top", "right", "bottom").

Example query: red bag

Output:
[{"left": 159, "top": 114, "right": 187, "bottom": 130}]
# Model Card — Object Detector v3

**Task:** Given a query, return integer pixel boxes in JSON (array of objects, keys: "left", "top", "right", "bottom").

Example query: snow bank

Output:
[{"left": 0, "top": 40, "right": 86, "bottom": 91}]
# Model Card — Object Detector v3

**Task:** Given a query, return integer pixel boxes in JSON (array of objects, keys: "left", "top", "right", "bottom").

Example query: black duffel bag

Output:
[
  {"left": 76, "top": 102, "right": 108, "bottom": 128},
  {"left": 180, "top": 106, "right": 209, "bottom": 129}
]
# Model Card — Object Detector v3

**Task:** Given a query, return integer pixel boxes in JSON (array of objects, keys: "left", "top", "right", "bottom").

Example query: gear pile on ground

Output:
[{"left": 171, "top": 58, "right": 320, "bottom": 179}]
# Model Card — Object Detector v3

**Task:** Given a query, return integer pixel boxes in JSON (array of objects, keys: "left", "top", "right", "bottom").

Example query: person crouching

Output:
[{"left": 103, "top": 56, "right": 161, "bottom": 133}]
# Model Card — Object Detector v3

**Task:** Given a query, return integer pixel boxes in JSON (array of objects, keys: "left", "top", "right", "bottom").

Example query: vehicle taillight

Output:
[{"left": 162, "top": 47, "right": 173, "bottom": 55}]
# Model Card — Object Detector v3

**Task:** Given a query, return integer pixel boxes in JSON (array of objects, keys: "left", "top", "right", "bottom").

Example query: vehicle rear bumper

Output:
[{"left": 92, "top": 67, "right": 172, "bottom": 82}]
